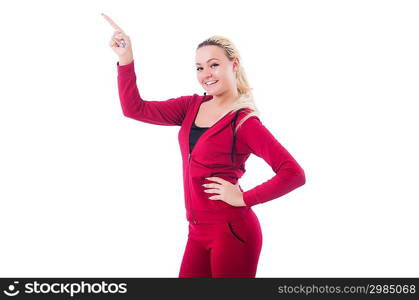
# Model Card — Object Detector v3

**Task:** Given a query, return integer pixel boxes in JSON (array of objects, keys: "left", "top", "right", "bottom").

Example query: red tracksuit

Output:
[{"left": 117, "top": 60, "right": 306, "bottom": 277}]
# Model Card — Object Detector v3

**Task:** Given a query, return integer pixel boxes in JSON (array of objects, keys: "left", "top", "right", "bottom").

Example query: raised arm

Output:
[
  {"left": 117, "top": 60, "right": 193, "bottom": 126},
  {"left": 237, "top": 116, "right": 306, "bottom": 207},
  {"left": 103, "top": 13, "right": 192, "bottom": 126}
]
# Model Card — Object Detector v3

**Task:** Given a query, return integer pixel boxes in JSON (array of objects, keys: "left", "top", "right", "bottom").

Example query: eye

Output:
[{"left": 196, "top": 63, "right": 219, "bottom": 71}]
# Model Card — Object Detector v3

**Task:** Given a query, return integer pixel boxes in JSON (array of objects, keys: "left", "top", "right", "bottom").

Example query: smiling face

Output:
[{"left": 195, "top": 45, "right": 239, "bottom": 97}]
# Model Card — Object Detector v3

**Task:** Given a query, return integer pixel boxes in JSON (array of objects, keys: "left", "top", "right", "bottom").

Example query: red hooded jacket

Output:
[{"left": 117, "top": 60, "right": 306, "bottom": 225}]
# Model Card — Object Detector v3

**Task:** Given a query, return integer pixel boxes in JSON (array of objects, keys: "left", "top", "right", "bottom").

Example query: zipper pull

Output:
[{"left": 188, "top": 153, "right": 191, "bottom": 161}]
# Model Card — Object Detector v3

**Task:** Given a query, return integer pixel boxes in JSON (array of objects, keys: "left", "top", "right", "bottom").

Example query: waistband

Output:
[{"left": 187, "top": 206, "right": 252, "bottom": 225}]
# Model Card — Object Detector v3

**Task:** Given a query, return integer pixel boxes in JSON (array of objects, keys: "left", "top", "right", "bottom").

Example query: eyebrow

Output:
[{"left": 195, "top": 58, "right": 220, "bottom": 65}]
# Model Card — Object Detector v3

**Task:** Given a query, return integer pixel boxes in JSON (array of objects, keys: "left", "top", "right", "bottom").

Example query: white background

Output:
[{"left": 0, "top": 0, "right": 418, "bottom": 277}]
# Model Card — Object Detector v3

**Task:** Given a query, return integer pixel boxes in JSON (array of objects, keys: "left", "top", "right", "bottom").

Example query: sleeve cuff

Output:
[
  {"left": 117, "top": 59, "right": 135, "bottom": 76},
  {"left": 242, "top": 189, "right": 260, "bottom": 207}
]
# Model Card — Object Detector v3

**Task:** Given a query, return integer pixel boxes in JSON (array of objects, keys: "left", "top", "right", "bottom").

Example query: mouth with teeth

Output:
[{"left": 205, "top": 80, "right": 219, "bottom": 86}]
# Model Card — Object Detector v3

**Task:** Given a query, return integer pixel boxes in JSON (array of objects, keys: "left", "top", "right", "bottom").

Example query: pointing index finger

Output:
[{"left": 101, "top": 13, "right": 123, "bottom": 32}]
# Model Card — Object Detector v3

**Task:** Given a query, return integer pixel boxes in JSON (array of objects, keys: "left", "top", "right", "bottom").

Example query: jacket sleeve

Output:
[
  {"left": 117, "top": 60, "right": 193, "bottom": 126},
  {"left": 237, "top": 116, "right": 306, "bottom": 207}
]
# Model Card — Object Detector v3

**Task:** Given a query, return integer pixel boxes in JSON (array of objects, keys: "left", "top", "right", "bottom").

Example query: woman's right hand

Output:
[{"left": 102, "top": 13, "right": 133, "bottom": 65}]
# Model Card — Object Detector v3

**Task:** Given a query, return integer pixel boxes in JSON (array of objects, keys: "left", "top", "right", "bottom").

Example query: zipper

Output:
[
  {"left": 187, "top": 94, "right": 208, "bottom": 225},
  {"left": 186, "top": 93, "right": 237, "bottom": 225},
  {"left": 187, "top": 152, "right": 196, "bottom": 224}
]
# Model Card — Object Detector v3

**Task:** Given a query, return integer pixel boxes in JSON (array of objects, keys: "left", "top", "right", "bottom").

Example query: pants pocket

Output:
[{"left": 227, "top": 221, "right": 246, "bottom": 243}]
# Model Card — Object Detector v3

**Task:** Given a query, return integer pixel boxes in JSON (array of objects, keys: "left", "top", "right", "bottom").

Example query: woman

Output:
[{"left": 103, "top": 13, "right": 306, "bottom": 278}]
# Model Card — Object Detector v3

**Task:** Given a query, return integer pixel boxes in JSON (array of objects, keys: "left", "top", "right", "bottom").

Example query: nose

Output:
[{"left": 201, "top": 70, "right": 213, "bottom": 81}]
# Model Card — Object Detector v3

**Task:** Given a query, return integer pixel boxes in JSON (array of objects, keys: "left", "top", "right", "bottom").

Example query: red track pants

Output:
[{"left": 178, "top": 209, "right": 263, "bottom": 278}]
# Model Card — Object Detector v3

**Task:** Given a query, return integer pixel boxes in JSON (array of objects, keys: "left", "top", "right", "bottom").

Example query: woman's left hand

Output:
[{"left": 203, "top": 177, "right": 246, "bottom": 207}]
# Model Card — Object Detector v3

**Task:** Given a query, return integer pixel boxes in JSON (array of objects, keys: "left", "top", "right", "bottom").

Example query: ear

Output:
[{"left": 233, "top": 57, "right": 240, "bottom": 72}]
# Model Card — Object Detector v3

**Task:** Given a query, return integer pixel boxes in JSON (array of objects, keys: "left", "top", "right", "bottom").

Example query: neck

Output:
[{"left": 211, "top": 89, "right": 239, "bottom": 108}]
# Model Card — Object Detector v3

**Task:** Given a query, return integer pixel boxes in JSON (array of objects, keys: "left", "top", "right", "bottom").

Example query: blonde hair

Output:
[{"left": 197, "top": 35, "right": 261, "bottom": 130}]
